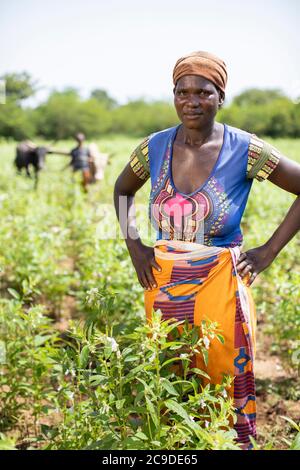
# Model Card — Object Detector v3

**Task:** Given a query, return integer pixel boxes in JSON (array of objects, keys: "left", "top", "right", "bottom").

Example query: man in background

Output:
[{"left": 69, "top": 132, "right": 91, "bottom": 192}]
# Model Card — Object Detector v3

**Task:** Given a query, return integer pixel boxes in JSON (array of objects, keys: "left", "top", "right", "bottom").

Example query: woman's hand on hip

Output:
[
  {"left": 236, "top": 245, "right": 275, "bottom": 286},
  {"left": 129, "top": 242, "right": 162, "bottom": 290}
]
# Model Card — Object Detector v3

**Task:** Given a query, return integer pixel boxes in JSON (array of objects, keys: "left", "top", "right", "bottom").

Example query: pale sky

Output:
[{"left": 1, "top": 0, "right": 299, "bottom": 105}]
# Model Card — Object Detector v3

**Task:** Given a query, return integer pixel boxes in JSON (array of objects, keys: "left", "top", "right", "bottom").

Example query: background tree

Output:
[
  {"left": 0, "top": 72, "right": 38, "bottom": 139},
  {"left": 1, "top": 72, "right": 300, "bottom": 140},
  {"left": 1, "top": 72, "right": 38, "bottom": 103},
  {"left": 90, "top": 89, "right": 118, "bottom": 110},
  {"left": 34, "top": 89, "right": 82, "bottom": 140},
  {"left": 232, "top": 88, "right": 286, "bottom": 107}
]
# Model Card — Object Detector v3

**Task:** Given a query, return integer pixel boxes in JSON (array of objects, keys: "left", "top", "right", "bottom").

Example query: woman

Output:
[{"left": 113, "top": 51, "right": 300, "bottom": 449}]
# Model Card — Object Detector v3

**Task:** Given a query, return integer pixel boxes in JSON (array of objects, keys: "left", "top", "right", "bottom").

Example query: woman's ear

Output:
[{"left": 218, "top": 91, "right": 225, "bottom": 109}]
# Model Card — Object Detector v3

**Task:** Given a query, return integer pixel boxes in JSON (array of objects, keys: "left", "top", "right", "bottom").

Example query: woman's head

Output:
[{"left": 173, "top": 51, "right": 227, "bottom": 129}]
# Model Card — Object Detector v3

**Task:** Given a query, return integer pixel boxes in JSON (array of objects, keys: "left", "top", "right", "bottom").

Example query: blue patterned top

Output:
[{"left": 129, "top": 124, "right": 281, "bottom": 247}]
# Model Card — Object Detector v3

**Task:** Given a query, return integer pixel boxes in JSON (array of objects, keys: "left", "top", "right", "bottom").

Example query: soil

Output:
[
  {"left": 255, "top": 318, "right": 300, "bottom": 449},
  {"left": 54, "top": 294, "right": 77, "bottom": 331}
]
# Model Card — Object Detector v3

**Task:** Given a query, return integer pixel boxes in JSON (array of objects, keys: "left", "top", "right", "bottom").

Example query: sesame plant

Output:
[
  {"left": 0, "top": 292, "right": 60, "bottom": 438},
  {"left": 44, "top": 304, "right": 239, "bottom": 450}
]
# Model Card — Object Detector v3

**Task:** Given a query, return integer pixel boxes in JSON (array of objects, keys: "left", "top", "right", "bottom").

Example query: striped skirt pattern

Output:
[{"left": 144, "top": 239, "right": 257, "bottom": 450}]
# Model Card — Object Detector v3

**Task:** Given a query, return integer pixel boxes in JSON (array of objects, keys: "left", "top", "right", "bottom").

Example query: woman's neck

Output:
[{"left": 179, "top": 121, "right": 217, "bottom": 147}]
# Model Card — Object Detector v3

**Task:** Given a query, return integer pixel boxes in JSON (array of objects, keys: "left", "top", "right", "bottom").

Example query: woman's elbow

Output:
[{"left": 114, "top": 175, "right": 134, "bottom": 197}]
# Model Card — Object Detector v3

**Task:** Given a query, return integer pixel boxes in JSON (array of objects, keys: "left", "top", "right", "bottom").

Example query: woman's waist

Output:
[
  {"left": 154, "top": 238, "right": 240, "bottom": 261},
  {"left": 152, "top": 239, "right": 247, "bottom": 289}
]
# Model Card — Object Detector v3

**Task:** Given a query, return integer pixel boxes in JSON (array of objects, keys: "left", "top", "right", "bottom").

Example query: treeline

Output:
[{"left": 0, "top": 72, "right": 300, "bottom": 140}]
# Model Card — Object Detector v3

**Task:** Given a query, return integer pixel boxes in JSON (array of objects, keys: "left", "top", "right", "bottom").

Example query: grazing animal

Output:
[{"left": 15, "top": 141, "right": 49, "bottom": 188}]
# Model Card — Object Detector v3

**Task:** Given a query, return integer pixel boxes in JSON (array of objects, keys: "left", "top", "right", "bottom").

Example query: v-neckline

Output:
[{"left": 168, "top": 123, "right": 227, "bottom": 197}]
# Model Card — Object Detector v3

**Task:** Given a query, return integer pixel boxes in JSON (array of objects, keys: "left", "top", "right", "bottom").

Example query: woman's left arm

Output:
[{"left": 237, "top": 155, "right": 300, "bottom": 285}]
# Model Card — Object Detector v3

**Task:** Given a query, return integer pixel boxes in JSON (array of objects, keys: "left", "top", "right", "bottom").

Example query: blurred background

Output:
[{"left": 1, "top": 0, "right": 300, "bottom": 139}]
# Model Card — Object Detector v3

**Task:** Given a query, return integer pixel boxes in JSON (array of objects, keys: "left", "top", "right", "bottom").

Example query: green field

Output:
[{"left": 0, "top": 137, "right": 299, "bottom": 450}]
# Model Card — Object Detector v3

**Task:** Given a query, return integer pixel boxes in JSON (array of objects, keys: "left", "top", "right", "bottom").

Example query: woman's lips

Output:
[{"left": 184, "top": 113, "right": 203, "bottom": 119}]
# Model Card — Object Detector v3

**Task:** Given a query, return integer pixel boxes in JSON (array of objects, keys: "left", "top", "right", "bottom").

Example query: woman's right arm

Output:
[{"left": 113, "top": 162, "right": 162, "bottom": 290}]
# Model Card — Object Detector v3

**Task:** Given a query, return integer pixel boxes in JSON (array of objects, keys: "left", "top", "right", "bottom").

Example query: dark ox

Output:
[{"left": 15, "top": 142, "right": 50, "bottom": 188}]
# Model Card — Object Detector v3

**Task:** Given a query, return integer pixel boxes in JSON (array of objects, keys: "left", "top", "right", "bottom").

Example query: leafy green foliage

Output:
[
  {"left": 0, "top": 294, "right": 239, "bottom": 450},
  {"left": 1, "top": 72, "right": 38, "bottom": 103},
  {"left": 1, "top": 72, "right": 300, "bottom": 139},
  {"left": 0, "top": 137, "right": 299, "bottom": 450}
]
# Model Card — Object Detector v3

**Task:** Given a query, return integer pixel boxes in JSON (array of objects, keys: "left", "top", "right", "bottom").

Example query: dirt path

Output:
[{"left": 255, "top": 318, "right": 300, "bottom": 449}]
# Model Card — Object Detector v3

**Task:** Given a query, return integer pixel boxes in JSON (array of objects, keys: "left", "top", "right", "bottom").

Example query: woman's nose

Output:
[{"left": 187, "top": 96, "right": 200, "bottom": 107}]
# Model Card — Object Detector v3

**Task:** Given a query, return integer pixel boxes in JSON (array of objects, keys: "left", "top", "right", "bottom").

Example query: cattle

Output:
[{"left": 15, "top": 141, "right": 50, "bottom": 188}]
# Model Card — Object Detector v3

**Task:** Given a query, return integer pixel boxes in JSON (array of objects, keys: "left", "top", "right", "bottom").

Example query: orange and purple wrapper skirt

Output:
[{"left": 144, "top": 239, "right": 257, "bottom": 450}]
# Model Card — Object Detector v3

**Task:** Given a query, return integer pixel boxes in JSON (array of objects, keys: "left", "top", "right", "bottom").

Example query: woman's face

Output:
[{"left": 174, "top": 75, "right": 223, "bottom": 129}]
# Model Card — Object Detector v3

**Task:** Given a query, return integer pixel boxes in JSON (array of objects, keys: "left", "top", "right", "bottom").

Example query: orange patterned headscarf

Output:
[{"left": 173, "top": 51, "right": 228, "bottom": 95}]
